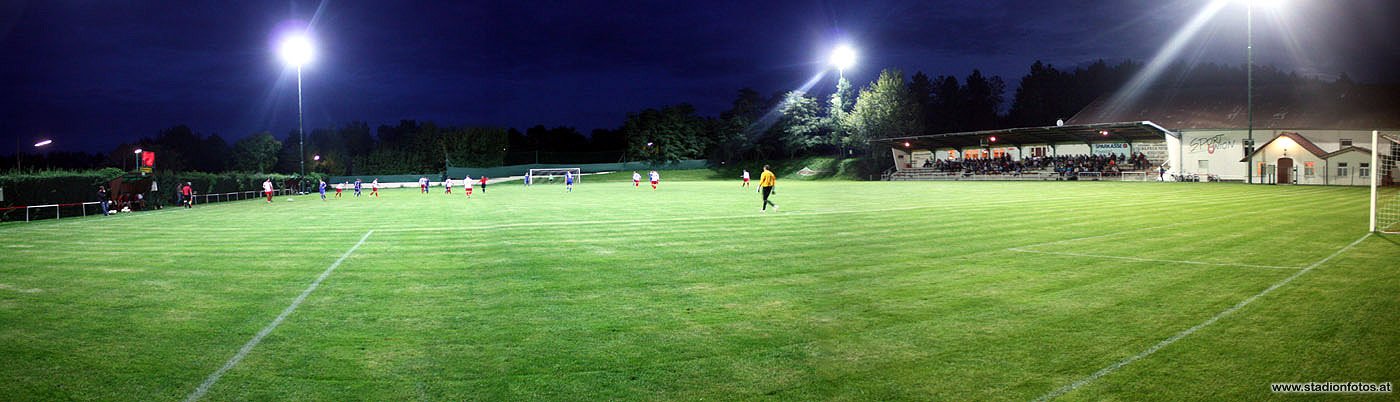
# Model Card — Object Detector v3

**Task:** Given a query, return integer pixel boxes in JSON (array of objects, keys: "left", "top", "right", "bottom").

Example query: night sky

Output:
[{"left": 2, "top": 0, "right": 1397, "bottom": 154}]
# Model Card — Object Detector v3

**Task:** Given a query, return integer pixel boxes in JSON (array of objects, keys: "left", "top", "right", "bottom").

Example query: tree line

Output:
[{"left": 4, "top": 59, "right": 1360, "bottom": 177}]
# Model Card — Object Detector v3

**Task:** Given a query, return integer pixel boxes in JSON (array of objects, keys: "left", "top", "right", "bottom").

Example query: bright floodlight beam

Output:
[
  {"left": 34, "top": 140, "right": 52, "bottom": 147},
  {"left": 278, "top": 34, "right": 315, "bottom": 67},
  {"left": 134, "top": 148, "right": 143, "bottom": 154},
  {"left": 279, "top": 33, "right": 315, "bottom": 193},
  {"left": 829, "top": 45, "right": 856, "bottom": 77}
]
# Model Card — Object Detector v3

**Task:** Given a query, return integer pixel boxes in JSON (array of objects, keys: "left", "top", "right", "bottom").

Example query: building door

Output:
[{"left": 1277, "top": 157, "right": 1293, "bottom": 184}]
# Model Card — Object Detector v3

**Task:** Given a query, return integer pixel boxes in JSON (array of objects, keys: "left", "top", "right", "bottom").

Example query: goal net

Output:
[
  {"left": 1371, "top": 131, "right": 1400, "bottom": 233},
  {"left": 527, "top": 168, "right": 582, "bottom": 185}
]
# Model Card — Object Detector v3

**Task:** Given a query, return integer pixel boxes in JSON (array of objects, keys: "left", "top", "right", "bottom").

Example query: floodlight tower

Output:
[
  {"left": 279, "top": 33, "right": 314, "bottom": 192},
  {"left": 829, "top": 44, "right": 857, "bottom": 155},
  {"left": 17, "top": 139, "right": 53, "bottom": 171},
  {"left": 1242, "top": 0, "right": 1282, "bottom": 184}
]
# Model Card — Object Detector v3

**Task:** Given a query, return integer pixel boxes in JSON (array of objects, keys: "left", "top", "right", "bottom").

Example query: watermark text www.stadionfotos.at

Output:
[{"left": 1271, "top": 381, "right": 1392, "bottom": 394}]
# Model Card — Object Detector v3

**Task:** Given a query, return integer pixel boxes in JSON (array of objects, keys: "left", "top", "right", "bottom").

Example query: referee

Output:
[{"left": 759, "top": 164, "right": 778, "bottom": 212}]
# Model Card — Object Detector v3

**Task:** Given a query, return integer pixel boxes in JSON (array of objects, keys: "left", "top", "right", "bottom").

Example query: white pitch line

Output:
[
  {"left": 1006, "top": 248, "right": 1301, "bottom": 270},
  {"left": 1032, "top": 232, "right": 1372, "bottom": 402},
  {"left": 183, "top": 230, "right": 374, "bottom": 402}
]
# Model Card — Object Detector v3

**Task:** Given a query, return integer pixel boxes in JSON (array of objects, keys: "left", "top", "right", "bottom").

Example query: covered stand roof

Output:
[{"left": 874, "top": 121, "right": 1175, "bottom": 150}]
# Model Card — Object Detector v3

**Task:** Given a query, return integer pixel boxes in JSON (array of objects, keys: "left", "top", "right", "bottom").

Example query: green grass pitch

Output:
[{"left": 1, "top": 177, "right": 1397, "bottom": 400}]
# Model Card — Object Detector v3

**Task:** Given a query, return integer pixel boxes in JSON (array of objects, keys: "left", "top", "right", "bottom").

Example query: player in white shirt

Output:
[
  {"left": 741, "top": 170, "right": 751, "bottom": 187},
  {"left": 463, "top": 175, "right": 474, "bottom": 198},
  {"left": 648, "top": 170, "right": 659, "bottom": 190},
  {"left": 370, "top": 179, "right": 380, "bottom": 197},
  {"left": 565, "top": 171, "right": 574, "bottom": 192},
  {"left": 262, "top": 178, "right": 274, "bottom": 203},
  {"left": 632, "top": 171, "right": 641, "bottom": 188},
  {"left": 444, "top": 177, "right": 453, "bottom": 194}
]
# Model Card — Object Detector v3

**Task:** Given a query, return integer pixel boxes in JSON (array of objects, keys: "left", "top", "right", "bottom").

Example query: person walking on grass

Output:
[
  {"left": 444, "top": 177, "right": 453, "bottom": 195},
  {"left": 632, "top": 171, "right": 641, "bottom": 188},
  {"left": 319, "top": 179, "right": 327, "bottom": 201},
  {"left": 759, "top": 164, "right": 778, "bottom": 212},
  {"left": 371, "top": 178, "right": 380, "bottom": 197},
  {"left": 649, "top": 170, "right": 660, "bottom": 190},
  {"left": 741, "top": 169, "right": 751, "bottom": 188},
  {"left": 479, "top": 176, "right": 488, "bottom": 193},
  {"left": 353, "top": 178, "right": 363, "bottom": 197},
  {"left": 98, "top": 185, "right": 110, "bottom": 216},
  {"left": 464, "top": 175, "right": 473, "bottom": 198},
  {"left": 182, "top": 182, "right": 193, "bottom": 208},
  {"left": 263, "top": 178, "right": 274, "bottom": 203},
  {"left": 565, "top": 170, "right": 574, "bottom": 192}
]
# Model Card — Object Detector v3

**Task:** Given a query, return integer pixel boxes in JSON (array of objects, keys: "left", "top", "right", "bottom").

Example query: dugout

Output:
[{"left": 107, "top": 174, "right": 155, "bottom": 210}]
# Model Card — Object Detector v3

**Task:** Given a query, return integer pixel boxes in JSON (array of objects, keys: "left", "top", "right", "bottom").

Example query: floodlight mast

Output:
[{"left": 279, "top": 34, "right": 314, "bottom": 192}]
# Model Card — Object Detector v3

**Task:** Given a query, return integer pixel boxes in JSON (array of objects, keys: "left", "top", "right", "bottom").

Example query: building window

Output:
[
  {"left": 1340, "top": 138, "right": 1353, "bottom": 147},
  {"left": 1337, "top": 162, "right": 1349, "bottom": 177},
  {"left": 1304, "top": 161, "right": 1315, "bottom": 176},
  {"left": 1360, "top": 162, "right": 1370, "bottom": 177},
  {"left": 1197, "top": 160, "right": 1210, "bottom": 172}
]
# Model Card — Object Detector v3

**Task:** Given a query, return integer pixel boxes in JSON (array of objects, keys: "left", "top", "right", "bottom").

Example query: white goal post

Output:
[
  {"left": 1370, "top": 131, "right": 1400, "bottom": 233},
  {"left": 527, "top": 168, "right": 582, "bottom": 184}
]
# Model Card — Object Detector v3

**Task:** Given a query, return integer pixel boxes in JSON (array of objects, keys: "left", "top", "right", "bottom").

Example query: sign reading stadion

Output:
[{"left": 1092, "top": 143, "right": 1131, "bottom": 157}]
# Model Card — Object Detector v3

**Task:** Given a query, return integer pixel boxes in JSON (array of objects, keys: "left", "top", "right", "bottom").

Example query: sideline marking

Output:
[
  {"left": 0, "top": 284, "right": 42, "bottom": 293},
  {"left": 1033, "top": 233, "right": 1372, "bottom": 401},
  {"left": 1006, "top": 248, "right": 1300, "bottom": 270},
  {"left": 184, "top": 230, "right": 374, "bottom": 402}
]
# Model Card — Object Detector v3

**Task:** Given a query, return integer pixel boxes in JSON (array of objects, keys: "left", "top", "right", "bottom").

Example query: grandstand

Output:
[{"left": 879, "top": 84, "right": 1400, "bottom": 184}]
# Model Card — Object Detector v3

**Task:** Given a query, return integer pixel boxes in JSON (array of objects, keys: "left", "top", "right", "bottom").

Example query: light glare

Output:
[
  {"left": 279, "top": 34, "right": 315, "bottom": 67},
  {"left": 829, "top": 45, "right": 856, "bottom": 71},
  {"left": 134, "top": 148, "right": 143, "bottom": 154},
  {"left": 34, "top": 140, "right": 52, "bottom": 147}
]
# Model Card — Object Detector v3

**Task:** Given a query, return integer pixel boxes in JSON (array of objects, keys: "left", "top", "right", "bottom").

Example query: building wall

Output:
[
  {"left": 1322, "top": 150, "right": 1376, "bottom": 186},
  {"left": 1174, "top": 129, "right": 1397, "bottom": 183}
]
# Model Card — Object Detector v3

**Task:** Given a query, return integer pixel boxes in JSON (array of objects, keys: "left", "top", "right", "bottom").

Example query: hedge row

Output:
[{"left": 0, "top": 170, "right": 324, "bottom": 221}]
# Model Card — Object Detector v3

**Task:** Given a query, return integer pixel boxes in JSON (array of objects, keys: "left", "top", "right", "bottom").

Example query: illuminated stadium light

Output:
[
  {"left": 1100, "top": 130, "right": 1110, "bottom": 136},
  {"left": 278, "top": 31, "right": 316, "bottom": 192},
  {"left": 989, "top": 136, "right": 997, "bottom": 142},
  {"left": 134, "top": 148, "right": 143, "bottom": 154},
  {"left": 313, "top": 154, "right": 321, "bottom": 161},
  {"left": 34, "top": 140, "right": 52, "bottom": 147},
  {"left": 829, "top": 44, "right": 857, "bottom": 75},
  {"left": 278, "top": 34, "right": 315, "bottom": 68},
  {"left": 903, "top": 142, "right": 911, "bottom": 148}
]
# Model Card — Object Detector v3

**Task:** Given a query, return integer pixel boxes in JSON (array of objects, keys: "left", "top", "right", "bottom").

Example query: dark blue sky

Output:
[{"left": 2, "top": 0, "right": 1396, "bottom": 154}]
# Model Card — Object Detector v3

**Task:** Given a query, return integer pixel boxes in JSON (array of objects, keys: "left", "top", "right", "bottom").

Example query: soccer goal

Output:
[
  {"left": 1370, "top": 131, "right": 1400, "bottom": 233},
  {"left": 1120, "top": 171, "right": 1149, "bottom": 182},
  {"left": 527, "top": 168, "right": 582, "bottom": 184}
]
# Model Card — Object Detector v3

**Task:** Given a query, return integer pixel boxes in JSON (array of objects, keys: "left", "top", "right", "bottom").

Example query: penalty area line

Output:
[
  {"left": 183, "top": 230, "right": 374, "bottom": 402},
  {"left": 1032, "top": 233, "right": 1372, "bottom": 402},
  {"left": 1006, "top": 248, "right": 1301, "bottom": 270}
]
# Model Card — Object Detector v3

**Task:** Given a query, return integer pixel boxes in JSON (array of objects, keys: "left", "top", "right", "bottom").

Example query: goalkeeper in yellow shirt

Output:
[{"left": 759, "top": 165, "right": 778, "bottom": 212}]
